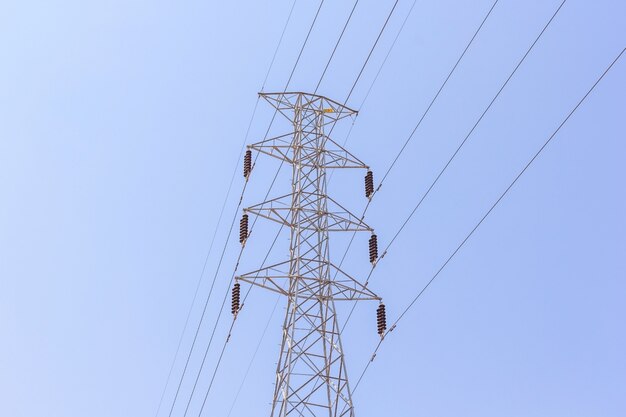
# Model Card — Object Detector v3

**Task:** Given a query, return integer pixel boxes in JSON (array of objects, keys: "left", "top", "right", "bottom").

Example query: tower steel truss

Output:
[{"left": 237, "top": 92, "right": 380, "bottom": 417}]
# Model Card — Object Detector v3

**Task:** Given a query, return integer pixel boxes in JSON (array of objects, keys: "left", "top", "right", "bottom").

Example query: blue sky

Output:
[{"left": 1, "top": 1, "right": 624, "bottom": 416}]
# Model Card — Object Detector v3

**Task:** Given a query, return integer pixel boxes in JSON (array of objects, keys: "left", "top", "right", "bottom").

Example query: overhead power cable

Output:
[
  {"left": 334, "top": 0, "right": 422, "bottom": 150},
  {"left": 349, "top": 46, "right": 625, "bottom": 396},
  {"left": 160, "top": 2, "right": 318, "bottom": 416},
  {"left": 344, "top": 0, "right": 400, "bottom": 104},
  {"left": 332, "top": 0, "right": 421, "bottom": 156},
  {"left": 337, "top": 1, "right": 566, "bottom": 411},
  {"left": 338, "top": 0, "right": 501, "bottom": 332},
  {"left": 155, "top": 0, "right": 299, "bottom": 407},
  {"left": 185, "top": 167, "right": 290, "bottom": 417},
  {"left": 225, "top": 293, "right": 282, "bottom": 417},
  {"left": 337, "top": 2, "right": 569, "bottom": 413},
  {"left": 383, "top": 0, "right": 567, "bottom": 253},
  {"left": 314, "top": 0, "right": 360, "bottom": 94},
  {"left": 261, "top": 0, "right": 300, "bottom": 91},
  {"left": 178, "top": 117, "right": 317, "bottom": 417},
  {"left": 184, "top": 53, "right": 328, "bottom": 414},
  {"left": 378, "top": 0, "right": 500, "bottom": 186},
  {"left": 182, "top": 118, "right": 321, "bottom": 417},
  {"left": 357, "top": 0, "right": 420, "bottom": 111},
  {"left": 285, "top": 0, "right": 326, "bottom": 88}
]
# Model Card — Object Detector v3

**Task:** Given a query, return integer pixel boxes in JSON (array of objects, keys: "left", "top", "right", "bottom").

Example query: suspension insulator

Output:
[
  {"left": 231, "top": 283, "right": 241, "bottom": 315},
  {"left": 376, "top": 304, "right": 387, "bottom": 336},
  {"left": 243, "top": 150, "right": 252, "bottom": 178},
  {"left": 365, "top": 170, "right": 374, "bottom": 198},
  {"left": 239, "top": 214, "right": 249, "bottom": 244},
  {"left": 369, "top": 234, "right": 378, "bottom": 264}
]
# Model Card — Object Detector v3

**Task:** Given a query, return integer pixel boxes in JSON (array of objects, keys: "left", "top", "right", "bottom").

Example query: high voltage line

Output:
[
  {"left": 174, "top": 29, "right": 322, "bottom": 417},
  {"left": 349, "top": 46, "right": 625, "bottom": 397},
  {"left": 159, "top": 1, "right": 318, "bottom": 416},
  {"left": 339, "top": 0, "right": 565, "bottom": 337},
  {"left": 338, "top": 0, "right": 501, "bottom": 333},
  {"left": 335, "top": 0, "right": 421, "bottom": 155},
  {"left": 383, "top": 0, "right": 567, "bottom": 252},
  {"left": 314, "top": 0, "right": 360, "bottom": 94},
  {"left": 344, "top": 0, "right": 400, "bottom": 104}
]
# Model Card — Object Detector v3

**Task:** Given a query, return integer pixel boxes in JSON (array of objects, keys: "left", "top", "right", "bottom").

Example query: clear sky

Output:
[{"left": 1, "top": 1, "right": 624, "bottom": 416}]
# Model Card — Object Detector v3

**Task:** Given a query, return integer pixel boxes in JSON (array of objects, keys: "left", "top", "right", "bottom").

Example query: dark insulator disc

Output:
[
  {"left": 231, "top": 283, "right": 241, "bottom": 315},
  {"left": 239, "top": 214, "right": 249, "bottom": 244},
  {"left": 376, "top": 304, "right": 387, "bottom": 335},
  {"left": 369, "top": 234, "right": 378, "bottom": 263},
  {"left": 365, "top": 170, "right": 374, "bottom": 198},
  {"left": 243, "top": 150, "right": 252, "bottom": 178}
]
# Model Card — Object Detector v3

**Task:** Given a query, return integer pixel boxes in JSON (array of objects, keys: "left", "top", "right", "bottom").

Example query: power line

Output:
[
  {"left": 337, "top": 1, "right": 568, "bottom": 412},
  {"left": 314, "top": 0, "right": 360, "bottom": 94},
  {"left": 378, "top": 0, "right": 500, "bottom": 186},
  {"left": 189, "top": 113, "right": 333, "bottom": 416},
  {"left": 350, "top": 0, "right": 565, "bottom": 317},
  {"left": 322, "top": 0, "right": 401, "bottom": 147},
  {"left": 345, "top": 0, "right": 400, "bottom": 104},
  {"left": 154, "top": 2, "right": 300, "bottom": 408},
  {"left": 329, "top": 0, "right": 421, "bottom": 182},
  {"left": 285, "top": 0, "right": 325, "bottom": 89},
  {"left": 160, "top": 2, "right": 313, "bottom": 416},
  {"left": 179, "top": 118, "right": 312, "bottom": 416},
  {"left": 184, "top": 176, "right": 289, "bottom": 417},
  {"left": 261, "top": 0, "right": 299, "bottom": 92},
  {"left": 225, "top": 294, "right": 282, "bottom": 417},
  {"left": 351, "top": 45, "right": 625, "bottom": 398},
  {"left": 338, "top": 0, "right": 501, "bottom": 332},
  {"left": 383, "top": 0, "right": 567, "bottom": 253},
  {"left": 180, "top": 115, "right": 319, "bottom": 416},
  {"left": 166, "top": 179, "right": 250, "bottom": 417},
  {"left": 357, "top": 0, "right": 420, "bottom": 111},
  {"left": 181, "top": 116, "right": 322, "bottom": 416}
]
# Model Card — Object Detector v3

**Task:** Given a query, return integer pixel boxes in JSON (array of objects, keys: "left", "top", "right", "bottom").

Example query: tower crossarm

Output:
[
  {"left": 237, "top": 259, "right": 380, "bottom": 302},
  {"left": 259, "top": 92, "right": 358, "bottom": 124},
  {"left": 249, "top": 134, "right": 368, "bottom": 169},
  {"left": 244, "top": 193, "right": 373, "bottom": 232}
]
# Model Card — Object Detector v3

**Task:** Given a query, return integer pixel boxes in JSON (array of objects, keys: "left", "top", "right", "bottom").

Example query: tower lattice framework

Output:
[{"left": 237, "top": 92, "right": 381, "bottom": 417}]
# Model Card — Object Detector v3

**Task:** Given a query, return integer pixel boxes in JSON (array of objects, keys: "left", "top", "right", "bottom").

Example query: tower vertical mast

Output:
[{"left": 237, "top": 92, "right": 382, "bottom": 417}]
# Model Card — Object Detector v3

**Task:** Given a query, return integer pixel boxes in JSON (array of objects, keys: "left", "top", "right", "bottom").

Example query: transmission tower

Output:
[{"left": 233, "top": 92, "right": 384, "bottom": 417}]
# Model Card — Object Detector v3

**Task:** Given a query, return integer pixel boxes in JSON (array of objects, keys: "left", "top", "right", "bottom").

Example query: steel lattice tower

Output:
[{"left": 236, "top": 92, "right": 381, "bottom": 417}]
